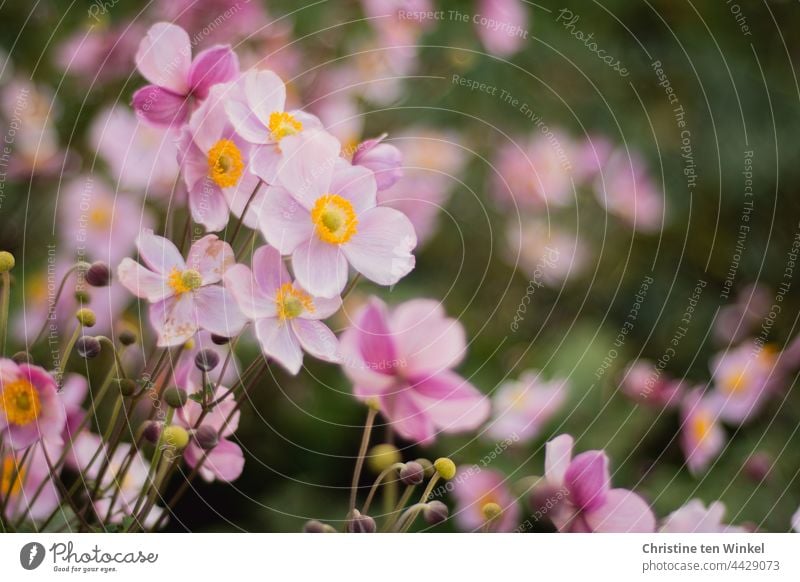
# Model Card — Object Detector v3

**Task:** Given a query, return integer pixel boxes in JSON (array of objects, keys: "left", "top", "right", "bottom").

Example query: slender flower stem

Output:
[
  {"left": 130, "top": 407, "right": 175, "bottom": 520},
  {"left": 393, "top": 503, "right": 428, "bottom": 533},
  {"left": 348, "top": 405, "right": 378, "bottom": 516},
  {"left": 396, "top": 474, "right": 440, "bottom": 533},
  {"left": 41, "top": 444, "right": 92, "bottom": 531},
  {"left": 0, "top": 271, "right": 10, "bottom": 355},
  {"left": 56, "top": 324, "right": 81, "bottom": 386},
  {"left": 341, "top": 273, "right": 362, "bottom": 299},
  {"left": 30, "top": 263, "right": 83, "bottom": 346},
  {"left": 0, "top": 446, "right": 32, "bottom": 522},
  {"left": 382, "top": 485, "right": 416, "bottom": 531},
  {"left": 360, "top": 462, "right": 404, "bottom": 515},
  {"left": 228, "top": 180, "right": 263, "bottom": 248}
]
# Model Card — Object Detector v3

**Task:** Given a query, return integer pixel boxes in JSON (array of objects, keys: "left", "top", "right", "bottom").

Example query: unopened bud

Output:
[
  {"left": 118, "top": 329, "right": 137, "bottom": 346},
  {"left": 76, "top": 335, "right": 101, "bottom": 358},
  {"left": 194, "top": 348, "right": 219, "bottom": 372},
  {"left": 142, "top": 421, "right": 162, "bottom": 444},
  {"left": 74, "top": 289, "right": 91, "bottom": 304},
  {"left": 303, "top": 519, "right": 336, "bottom": 533},
  {"left": 194, "top": 425, "right": 219, "bottom": 450},
  {"left": 744, "top": 452, "right": 772, "bottom": 483},
  {"left": 117, "top": 378, "right": 137, "bottom": 397},
  {"left": 346, "top": 510, "right": 376, "bottom": 533},
  {"left": 423, "top": 500, "right": 449, "bottom": 525},
  {"left": 0, "top": 251, "right": 15, "bottom": 272},
  {"left": 76, "top": 308, "right": 96, "bottom": 327},
  {"left": 86, "top": 261, "right": 111, "bottom": 287},
  {"left": 211, "top": 334, "right": 230, "bottom": 345},
  {"left": 481, "top": 502, "right": 502, "bottom": 521},
  {"left": 11, "top": 351, "right": 32, "bottom": 364},
  {"left": 433, "top": 457, "right": 456, "bottom": 480},
  {"left": 415, "top": 458, "right": 434, "bottom": 479},
  {"left": 367, "top": 443, "right": 401, "bottom": 473},
  {"left": 163, "top": 386, "right": 188, "bottom": 408},
  {"left": 162, "top": 425, "right": 190, "bottom": 450},
  {"left": 400, "top": 461, "right": 425, "bottom": 486}
]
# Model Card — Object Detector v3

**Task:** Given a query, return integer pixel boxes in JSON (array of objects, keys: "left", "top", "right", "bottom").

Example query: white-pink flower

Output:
[
  {"left": 224, "top": 245, "right": 341, "bottom": 374},
  {"left": 660, "top": 499, "right": 747, "bottom": 533},
  {"left": 117, "top": 229, "right": 246, "bottom": 346},
  {"left": 260, "top": 129, "right": 417, "bottom": 298}
]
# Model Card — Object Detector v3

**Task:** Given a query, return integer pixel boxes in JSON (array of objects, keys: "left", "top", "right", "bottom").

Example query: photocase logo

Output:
[{"left": 19, "top": 542, "right": 46, "bottom": 570}]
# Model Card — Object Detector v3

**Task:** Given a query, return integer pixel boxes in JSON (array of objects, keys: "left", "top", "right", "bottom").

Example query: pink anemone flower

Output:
[
  {"left": 709, "top": 342, "right": 777, "bottom": 424},
  {"left": 261, "top": 130, "right": 417, "bottom": 298},
  {"left": 452, "top": 467, "right": 521, "bottom": 532},
  {"left": 224, "top": 245, "right": 341, "bottom": 374},
  {"left": 132, "top": 22, "right": 238, "bottom": 127},
  {"left": 542, "top": 434, "right": 656, "bottom": 532},
  {"left": 117, "top": 229, "right": 246, "bottom": 347},
  {"left": 680, "top": 388, "right": 725, "bottom": 475},
  {"left": 1, "top": 441, "right": 63, "bottom": 523},
  {"left": 225, "top": 69, "right": 323, "bottom": 184},
  {"left": 474, "top": 0, "right": 528, "bottom": 57},
  {"left": 0, "top": 360, "right": 66, "bottom": 450},
  {"left": 339, "top": 297, "right": 489, "bottom": 445},
  {"left": 660, "top": 499, "right": 747, "bottom": 533}
]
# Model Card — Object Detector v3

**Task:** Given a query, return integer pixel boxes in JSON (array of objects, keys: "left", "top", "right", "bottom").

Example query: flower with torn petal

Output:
[
  {"left": 261, "top": 130, "right": 416, "bottom": 298},
  {"left": 225, "top": 69, "right": 323, "bottom": 183},
  {"left": 0, "top": 360, "right": 66, "bottom": 450},
  {"left": 452, "top": 467, "right": 521, "bottom": 532},
  {"left": 117, "top": 229, "right": 246, "bottom": 346},
  {"left": 132, "top": 22, "right": 238, "bottom": 127},
  {"left": 179, "top": 83, "right": 263, "bottom": 232},
  {"left": 542, "top": 434, "right": 656, "bottom": 532},
  {"left": 660, "top": 499, "right": 747, "bottom": 533},
  {"left": 224, "top": 245, "right": 341, "bottom": 374},
  {"left": 680, "top": 388, "right": 725, "bottom": 475},
  {"left": 339, "top": 297, "right": 489, "bottom": 445}
]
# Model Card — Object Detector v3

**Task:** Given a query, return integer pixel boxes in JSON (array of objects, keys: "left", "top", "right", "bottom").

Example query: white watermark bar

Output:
[{"left": 0, "top": 533, "right": 798, "bottom": 580}]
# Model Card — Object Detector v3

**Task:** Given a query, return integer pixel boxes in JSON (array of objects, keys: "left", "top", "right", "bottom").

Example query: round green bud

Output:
[
  {"left": 162, "top": 425, "right": 190, "bottom": 451},
  {"left": 76, "top": 308, "right": 96, "bottom": 327},
  {"left": 433, "top": 457, "right": 457, "bottom": 481},
  {"left": 74, "top": 289, "right": 91, "bottom": 304},
  {"left": 415, "top": 458, "right": 435, "bottom": 479},
  {"left": 0, "top": 251, "right": 15, "bottom": 272},
  {"left": 118, "top": 329, "right": 137, "bottom": 346},
  {"left": 481, "top": 502, "right": 502, "bottom": 521},
  {"left": 163, "top": 386, "right": 188, "bottom": 408},
  {"left": 181, "top": 269, "right": 202, "bottom": 291},
  {"left": 367, "top": 443, "right": 401, "bottom": 474},
  {"left": 117, "top": 378, "right": 137, "bottom": 397},
  {"left": 11, "top": 351, "right": 33, "bottom": 364}
]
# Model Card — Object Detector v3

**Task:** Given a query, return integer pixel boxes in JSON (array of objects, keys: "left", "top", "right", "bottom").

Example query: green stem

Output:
[
  {"left": 0, "top": 271, "right": 10, "bottom": 355},
  {"left": 361, "top": 462, "right": 404, "bottom": 515},
  {"left": 348, "top": 406, "right": 378, "bottom": 516}
]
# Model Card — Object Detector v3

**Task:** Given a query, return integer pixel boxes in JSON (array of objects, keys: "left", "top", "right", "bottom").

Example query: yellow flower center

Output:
[
  {"left": 275, "top": 282, "right": 315, "bottom": 320},
  {"left": 311, "top": 194, "right": 358, "bottom": 245},
  {"left": 207, "top": 138, "right": 244, "bottom": 188},
  {"left": 167, "top": 268, "right": 202, "bottom": 296},
  {"left": 722, "top": 369, "right": 748, "bottom": 395},
  {"left": 691, "top": 412, "right": 713, "bottom": 444},
  {"left": 1, "top": 455, "right": 26, "bottom": 496},
  {"left": 268, "top": 111, "right": 303, "bottom": 141},
  {"left": 510, "top": 387, "right": 529, "bottom": 411},
  {"left": 89, "top": 206, "right": 111, "bottom": 228},
  {"left": 0, "top": 379, "right": 42, "bottom": 426}
]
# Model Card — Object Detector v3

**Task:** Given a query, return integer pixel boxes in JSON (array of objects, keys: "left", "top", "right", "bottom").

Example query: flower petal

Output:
[
  {"left": 342, "top": 206, "right": 416, "bottom": 286},
  {"left": 136, "top": 228, "right": 185, "bottom": 274},
  {"left": 259, "top": 185, "right": 314, "bottom": 254},
  {"left": 189, "top": 45, "right": 239, "bottom": 99},
  {"left": 244, "top": 69, "right": 287, "bottom": 128},
  {"left": 277, "top": 130, "right": 340, "bottom": 209},
  {"left": 187, "top": 235, "right": 236, "bottom": 284},
  {"left": 292, "top": 236, "right": 349, "bottom": 298},
  {"left": 150, "top": 296, "right": 198, "bottom": 347},
  {"left": 564, "top": 451, "right": 610, "bottom": 511},
  {"left": 291, "top": 319, "right": 339, "bottom": 363},
  {"left": 330, "top": 161, "right": 377, "bottom": 213},
  {"left": 189, "top": 179, "right": 230, "bottom": 233},
  {"left": 226, "top": 97, "right": 269, "bottom": 144},
  {"left": 251, "top": 244, "right": 292, "bottom": 297},
  {"left": 135, "top": 23, "right": 191, "bottom": 94},
  {"left": 117, "top": 258, "right": 170, "bottom": 302},
  {"left": 409, "top": 370, "right": 489, "bottom": 433},
  {"left": 224, "top": 264, "right": 276, "bottom": 320},
  {"left": 390, "top": 299, "right": 466, "bottom": 375},
  {"left": 255, "top": 318, "right": 303, "bottom": 374},
  {"left": 193, "top": 286, "right": 247, "bottom": 339},
  {"left": 545, "top": 434, "right": 574, "bottom": 486},
  {"left": 132, "top": 85, "right": 189, "bottom": 127},
  {"left": 185, "top": 439, "right": 244, "bottom": 483},
  {"left": 383, "top": 387, "right": 436, "bottom": 445},
  {"left": 584, "top": 488, "right": 656, "bottom": 533}
]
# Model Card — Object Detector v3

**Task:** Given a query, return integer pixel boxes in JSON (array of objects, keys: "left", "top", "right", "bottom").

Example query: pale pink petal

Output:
[
  {"left": 249, "top": 144, "right": 282, "bottom": 182},
  {"left": 298, "top": 291, "right": 341, "bottom": 320},
  {"left": 259, "top": 185, "right": 314, "bottom": 254},
  {"left": 277, "top": 130, "right": 340, "bottom": 208},
  {"left": 117, "top": 258, "right": 171, "bottom": 301},
  {"left": 136, "top": 228, "right": 185, "bottom": 274},
  {"left": 292, "top": 236, "right": 349, "bottom": 298},
  {"left": 132, "top": 85, "right": 189, "bottom": 127},
  {"left": 545, "top": 434, "right": 574, "bottom": 486},
  {"left": 291, "top": 319, "right": 340, "bottom": 363},
  {"left": 383, "top": 388, "right": 436, "bottom": 445},
  {"left": 329, "top": 162, "right": 378, "bottom": 213},
  {"left": 188, "top": 83, "right": 230, "bottom": 152},
  {"left": 185, "top": 439, "right": 244, "bottom": 483},
  {"left": 584, "top": 489, "right": 656, "bottom": 533},
  {"left": 189, "top": 45, "right": 239, "bottom": 99},
  {"left": 350, "top": 298, "right": 398, "bottom": 373},
  {"left": 135, "top": 22, "right": 191, "bottom": 94},
  {"left": 251, "top": 244, "right": 291, "bottom": 296},
  {"left": 189, "top": 179, "right": 230, "bottom": 232},
  {"left": 409, "top": 371, "right": 489, "bottom": 433},
  {"left": 193, "top": 286, "right": 247, "bottom": 338},
  {"left": 255, "top": 318, "right": 303, "bottom": 374},
  {"left": 150, "top": 296, "right": 197, "bottom": 347},
  {"left": 226, "top": 97, "right": 269, "bottom": 144},
  {"left": 187, "top": 235, "right": 236, "bottom": 284},
  {"left": 244, "top": 68, "right": 287, "bottom": 127},
  {"left": 177, "top": 128, "right": 209, "bottom": 189},
  {"left": 342, "top": 206, "right": 416, "bottom": 286},
  {"left": 223, "top": 171, "right": 264, "bottom": 230},
  {"left": 390, "top": 299, "right": 466, "bottom": 374},
  {"left": 224, "top": 264, "right": 276, "bottom": 320},
  {"left": 564, "top": 451, "right": 610, "bottom": 511}
]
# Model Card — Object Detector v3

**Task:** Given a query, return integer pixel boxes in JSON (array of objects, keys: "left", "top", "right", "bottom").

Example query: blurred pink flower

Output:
[
  {"left": 593, "top": 150, "right": 664, "bottom": 232},
  {"left": 543, "top": 434, "right": 656, "bottom": 532},
  {"left": 680, "top": 388, "right": 725, "bottom": 475},
  {"left": 225, "top": 69, "right": 323, "bottom": 184},
  {"left": 179, "top": 83, "right": 264, "bottom": 232},
  {"left": 155, "top": 0, "right": 269, "bottom": 48},
  {"left": 59, "top": 373, "right": 88, "bottom": 439},
  {"left": 453, "top": 467, "right": 520, "bottom": 532},
  {"left": 505, "top": 218, "right": 587, "bottom": 285},
  {"left": 262, "top": 130, "right": 416, "bottom": 298},
  {"left": 117, "top": 229, "right": 246, "bottom": 346},
  {"left": 1, "top": 440, "right": 62, "bottom": 522},
  {"left": 475, "top": 0, "right": 528, "bottom": 57},
  {"left": 659, "top": 499, "right": 747, "bottom": 533},
  {"left": 132, "top": 22, "right": 239, "bottom": 127},
  {"left": 619, "top": 360, "right": 683, "bottom": 408},
  {"left": 353, "top": 134, "right": 403, "bottom": 191},
  {"left": 486, "top": 370, "right": 567, "bottom": 442},
  {"left": 224, "top": 245, "right": 341, "bottom": 374},
  {"left": 0, "top": 360, "right": 66, "bottom": 450},
  {"left": 56, "top": 23, "right": 143, "bottom": 84},
  {"left": 713, "top": 284, "right": 771, "bottom": 345},
  {"left": 340, "top": 297, "right": 489, "bottom": 444},
  {"left": 709, "top": 343, "right": 777, "bottom": 424},
  {"left": 90, "top": 106, "right": 180, "bottom": 198}
]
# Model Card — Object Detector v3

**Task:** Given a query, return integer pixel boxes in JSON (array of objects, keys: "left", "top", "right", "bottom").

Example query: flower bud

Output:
[
  {"left": 744, "top": 452, "right": 772, "bottom": 483},
  {"left": 423, "top": 500, "right": 449, "bottom": 525},
  {"left": 194, "top": 348, "right": 220, "bottom": 371},
  {"left": 194, "top": 425, "right": 219, "bottom": 450},
  {"left": 142, "top": 420, "right": 162, "bottom": 444},
  {"left": 481, "top": 502, "right": 502, "bottom": 522},
  {"left": 367, "top": 443, "right": 401, "bottom": 473},
  {"left": 415, "top": 458, "right": 435, "bottom": 479},
  {"left": 433, "top": 457, "right": 456, "bottom": 480},
  {"left": 11, "top": 351, "right": 33, "bottom": 364},
  {"left": 162, "top": 425, "right": 190, "bottom": 450},
  {"left": 76, "top": 307, "right": 96, "bottom": 327},
  {"left": 117, "top": 378, "right": 137, "bottom": 397},
  {"left": 0, "top": 251, "right": 15, "bottom": 272},
  {"left": 76, "top": 335, "right": 102, "bottom": 358},
  {"left": 211, "top": 334, "right": 230, "bottom": 345},
  {"left": 118, "top": 329, "right": 137, "bottom": 346},
  {"left": 303, "top": 520, "right": 336, "bottom": 533},
  {"left": 163, "top": 386, "right": 188, "bottom": 408},
  {"left": 74, "top": 289, "right": 91, "bottom": 304},
  {"left": 86, "top": 261, "right": 111, "bottom": 287},
  {"left": 346, "top": 510, "right": 376, "bottom": 533},
  {"left": 352, "top": 135, "right": 403, "bottom": 191},
  {"left": 400, "top": 461, "right": 425, "bottom": 486}
]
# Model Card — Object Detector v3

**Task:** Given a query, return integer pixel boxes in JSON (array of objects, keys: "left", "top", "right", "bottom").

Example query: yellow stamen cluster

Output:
[
  {"left": 207, "top": 138, "right": 244, "bottom": 188},
  {"left": 268, "top": 111, "right": 303, "bottom": 141},
  {"left": 0, "top": 379, "right": 42, "bottom": 426},
  {"left": 311, "top": 194, "right": 358, "bottom": 245},
  {"left": 89, "top": 206, "right": 111, "bottom": 228},
  {"left": 275, "top": 282, "right": 315, "bottom": 320},
  {"left": 167, "top": 268, "right": 202, "bottom": 296},
  {"left": 1, "top": 455, "right": 26, "bottom": 496},
  {"left": 691, "top": 412, "right": 713, "bottom": 444}
]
